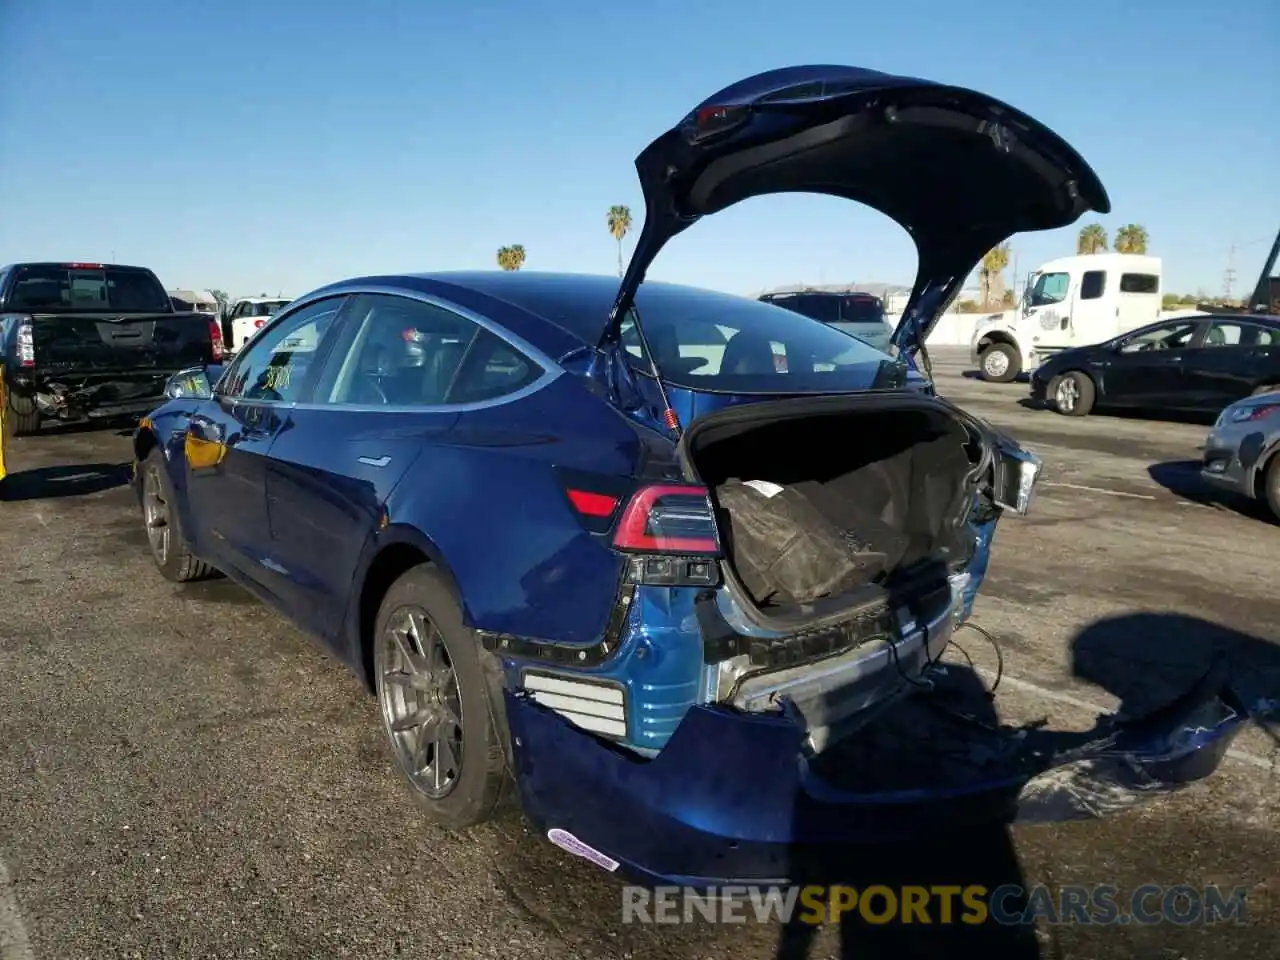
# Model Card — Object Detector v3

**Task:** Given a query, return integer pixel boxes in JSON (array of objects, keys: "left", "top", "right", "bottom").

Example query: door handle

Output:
[{"left": 358, "top": 455, "right": 391, "bottom": 468}]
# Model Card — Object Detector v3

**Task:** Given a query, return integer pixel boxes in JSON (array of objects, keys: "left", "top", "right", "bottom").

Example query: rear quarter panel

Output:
[{"left": 373, "top": 374, "right": 659, "bottom": 646}]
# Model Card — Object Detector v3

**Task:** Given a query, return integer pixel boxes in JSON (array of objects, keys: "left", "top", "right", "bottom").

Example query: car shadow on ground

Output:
[
  {"left": 1147, "top": 460, "right": 1276, "bottom": 523},
  {"left": 777, "top": 665, "right": 1042, "bottom": 959},
  {"left": 961, "top": 370, "right": 1031, "bottom": 383},
  {"left": 1070, "top": 611, "right": 1280, "bottom": 749},
  {"left": 1014, "top": 399, "right": 1217, "bottom": 427},
  {"left": 0, "top": 461, "right": 133, "bottom": 501}
]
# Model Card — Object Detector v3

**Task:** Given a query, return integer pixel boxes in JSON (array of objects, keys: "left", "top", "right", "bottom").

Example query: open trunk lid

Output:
[{"left": 602, "top": 64, "right": 1110, "bottom": 359}]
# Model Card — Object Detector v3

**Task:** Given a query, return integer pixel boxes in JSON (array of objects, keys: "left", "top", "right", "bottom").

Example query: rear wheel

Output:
[
  {"left": 372, "top": 564, "right": 511, "bottom": 828},
  {"left": 978, "top": 343, "right": 1020, "bottom": 383},
  {"left": 140, "top": 449, "right": 217, "bottom": 582},
  {"left": 6, "top": 391, "right": 40, "bottom": 436},
  {"left": 1049, "top": 371, "right": 1095, "bottom": 417}
]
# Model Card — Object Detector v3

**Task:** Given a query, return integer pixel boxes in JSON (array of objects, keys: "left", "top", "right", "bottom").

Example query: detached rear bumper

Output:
[{"left": 505, "top": 657, "right": 1247, "bottom": 886}]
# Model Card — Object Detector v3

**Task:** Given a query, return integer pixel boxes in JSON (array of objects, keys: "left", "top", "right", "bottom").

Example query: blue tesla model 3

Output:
[{"left": 134, "top": 64, "right": 1246, "bottom": 885}]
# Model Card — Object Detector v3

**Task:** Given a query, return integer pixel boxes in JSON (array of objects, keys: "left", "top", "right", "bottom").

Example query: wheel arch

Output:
[
  {"left": 976, "top": 328, "right": 1019, "bottom": 352},
  {"left": 352, "top": 526, "right": 466, "bottom": 694}
]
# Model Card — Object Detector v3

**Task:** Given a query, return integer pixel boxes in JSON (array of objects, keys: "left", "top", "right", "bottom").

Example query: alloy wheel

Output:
[
  {"left": 378, "top": 605, "right": 464, "bottom": 799},
  {"left": 142, "top": 465, "right": 171, "bottom": 565},
  {"left": 1055, "top": 377, "right": 1079, "bottom": 413},
  {"left": 984, "top": 350, "right": 1009, "bottom": 379}
]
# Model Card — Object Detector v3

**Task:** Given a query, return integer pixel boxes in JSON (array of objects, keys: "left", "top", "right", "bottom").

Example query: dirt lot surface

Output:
[{"left": 1, "top": 347, "right": 1276, "bottom": 959}]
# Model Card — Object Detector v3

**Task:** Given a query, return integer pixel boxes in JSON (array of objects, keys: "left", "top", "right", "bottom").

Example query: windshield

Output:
[
  {"left": 7, "top": 265, "right": 171, "bottom": 312},
  {"left": 621, "top": 284, "right": 905, "bottom": 393}
]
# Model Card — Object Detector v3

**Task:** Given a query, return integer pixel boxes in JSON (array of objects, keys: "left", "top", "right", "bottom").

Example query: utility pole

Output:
[{"left": 1223, "top": 240, "right": 1237, "bottom": 302}]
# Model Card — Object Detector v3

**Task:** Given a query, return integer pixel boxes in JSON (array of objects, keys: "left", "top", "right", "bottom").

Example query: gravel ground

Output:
[{"left": 0, "top": 347, "right": 1276, "bottom": 959}]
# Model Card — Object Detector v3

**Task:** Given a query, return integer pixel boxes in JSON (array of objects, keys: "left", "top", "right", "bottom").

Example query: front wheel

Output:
[
  {"left": 373, "top": 564, "right": 512, "bottom": 828},
  {"left": 140, "top": 449, "right": 218, "bottom": 582},
  {"left": 1048, "top": 371, "right": 1096, "bottom": 417},
  {"left": 979, "top": 343, "right": 1021, "bottom": 383}
]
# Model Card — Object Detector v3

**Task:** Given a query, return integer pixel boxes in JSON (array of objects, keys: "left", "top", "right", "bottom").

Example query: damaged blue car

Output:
[{"left": 133, "top": 64, "right": 1246, "bottom": 885}]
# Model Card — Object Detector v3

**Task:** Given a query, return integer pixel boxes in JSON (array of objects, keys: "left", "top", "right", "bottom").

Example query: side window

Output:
[
  {"left": 447, "top": 328, "right": 543, "bottom": 404},
  {"left": 1079, "top": 270, "right": 1106, "bottom": 300},
  {"left": 1029, "top": 272, "right": 1070, "bottom": 306},
  {"left": 1119, "top": 322, "right": 1198, "bottom": 353},
  {"left": 1202, "top": 322, "right": 1245, "bottom": 348},
  {"left": 219, "top": 297, "right": 346, "bottom": 403},
  {"left": 1120, "top": 273, "right": 1160, "bottom": 294},
  {"left": 320, "top": 294, "right": 545, "bottom": 407}
]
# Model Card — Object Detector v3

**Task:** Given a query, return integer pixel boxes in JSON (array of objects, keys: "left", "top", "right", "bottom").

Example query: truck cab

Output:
[{"left": 970, "top": 253, "right": 1164, "bottom": 382}]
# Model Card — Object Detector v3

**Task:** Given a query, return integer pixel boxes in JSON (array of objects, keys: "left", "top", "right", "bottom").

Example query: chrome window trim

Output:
[{"left": 223, "top": 283, "right": 565, "bottom": 414}]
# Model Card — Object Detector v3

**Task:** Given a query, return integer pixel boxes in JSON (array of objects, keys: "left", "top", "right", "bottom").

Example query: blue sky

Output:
[{"left": 1, "top": 0, "right": 1276, "bottom": 301}]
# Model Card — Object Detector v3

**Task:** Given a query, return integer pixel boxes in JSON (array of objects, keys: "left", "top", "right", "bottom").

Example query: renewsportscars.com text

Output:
[{"left": 622, "top": 883, "right": 1258, "bottom": 926}]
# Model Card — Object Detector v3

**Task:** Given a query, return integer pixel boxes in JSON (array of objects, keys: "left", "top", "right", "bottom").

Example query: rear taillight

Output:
[
  {"left": 613, "top": 484, "right": 720, "bottom": 556},
  {"left": 208, "top": 319, "right": 224, "bottom": 361},
  {"left": 15, "top": 317, "right": 35, "bottom": 368}
]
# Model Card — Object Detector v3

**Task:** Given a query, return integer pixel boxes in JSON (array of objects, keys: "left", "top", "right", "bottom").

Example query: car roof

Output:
[{"left": 323, "top": 270, "right": 776, "bottom": 351}]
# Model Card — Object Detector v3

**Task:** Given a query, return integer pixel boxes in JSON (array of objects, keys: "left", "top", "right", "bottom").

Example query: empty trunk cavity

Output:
[{"left": 687, "top": 402, "right": 980, "bottom": 618}]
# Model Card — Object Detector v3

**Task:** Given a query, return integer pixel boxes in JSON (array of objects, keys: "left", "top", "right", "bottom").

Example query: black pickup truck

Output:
[{"left": 0, "top": 262, "right": 225, "bottom": 435}]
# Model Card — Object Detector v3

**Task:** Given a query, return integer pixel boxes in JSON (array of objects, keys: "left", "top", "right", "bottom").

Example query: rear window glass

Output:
[
  {"left": 841, "top": 295, "right": 886, "bottom": 323},
  {"left": 6, "top": 265, "right": 171, "bottom": 312},
  {"left": 620, "top": 285, "right": 904, "bottom": 393}
]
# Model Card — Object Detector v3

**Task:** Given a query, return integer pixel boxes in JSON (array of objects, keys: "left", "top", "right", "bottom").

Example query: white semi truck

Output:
[{"left": 969, "top": 253, "right": 1164, "bottom": 382}]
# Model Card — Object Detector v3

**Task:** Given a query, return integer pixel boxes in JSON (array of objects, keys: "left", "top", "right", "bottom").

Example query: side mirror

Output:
[{"left": 164, "top": 366, "right": 213, "bottom": 400}]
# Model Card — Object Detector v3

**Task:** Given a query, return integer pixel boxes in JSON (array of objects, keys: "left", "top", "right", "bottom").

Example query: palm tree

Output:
[
  {"left": 1114, "top": 224, "right": 1149, "bottom": 255},
  {"left": 1077, "top": 223, "right": 1108, "bottom": 254},
  {"left": 607, "top": 205, "right": 632, "bottom": 276},
  {"left": 496, "top": 244, "right": 527, "bottom": 271},
  {"left": 979, "top": 242, "right": 1010, "bottom": 309}
]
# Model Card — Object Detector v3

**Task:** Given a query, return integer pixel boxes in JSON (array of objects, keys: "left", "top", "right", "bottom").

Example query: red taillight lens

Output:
[
  {"left": 208, "top": 319, "right": 224, "bottom": 361},
  {"left": 566, "top": 488, "right": 619, "bottom": 517},
  {"left": 612, "top": 484, "right": 720, "bottom": 555}
]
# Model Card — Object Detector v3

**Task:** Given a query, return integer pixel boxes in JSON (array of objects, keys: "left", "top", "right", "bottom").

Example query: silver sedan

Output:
[{"left": 1201, "top": 389, "right": 1280, "bottom": 517}]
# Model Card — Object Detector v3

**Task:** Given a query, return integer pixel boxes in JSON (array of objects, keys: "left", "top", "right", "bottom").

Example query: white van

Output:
[{"left": 970, "top": 253, "right": 1163, "bottom": 381}]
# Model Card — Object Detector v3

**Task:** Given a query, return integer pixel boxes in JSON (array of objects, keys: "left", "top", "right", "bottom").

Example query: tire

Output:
[
  {"left": 6, "top": 391, "right": 40, "bottom": 436},
  {"left": 1263, "top": 454, "right": 1280, "bottom": 521},
  {"left": 372, "top": 564, "right": 512, "bottom": 829},
  {"left": 139, "top": 448, "right": 217, "bottom": 582},
  {"left": 978, "top": 343, "right": 1021, "bottom": 383},
  {"left": 1048, "top": 370, "right": 1096, "bottom": 417}
]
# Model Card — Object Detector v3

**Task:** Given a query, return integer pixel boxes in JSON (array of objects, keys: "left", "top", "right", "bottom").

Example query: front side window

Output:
[
  {"left": 1119, "top": 321, "right": 1197, "bottom": 353},
  {"left": 219, "top": 297, "right": 347, "bottom": 403},
  {"left": 1029, "top": 272, "right": 1070, "bottom": 307},
  {"left": 319, "top": 294, "right": 542, "bottom": 407}
]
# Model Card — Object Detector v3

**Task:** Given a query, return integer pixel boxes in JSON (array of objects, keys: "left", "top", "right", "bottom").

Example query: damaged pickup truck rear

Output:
[{"left": 0, "top": 261, "right": 225, "bottom": 434}]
